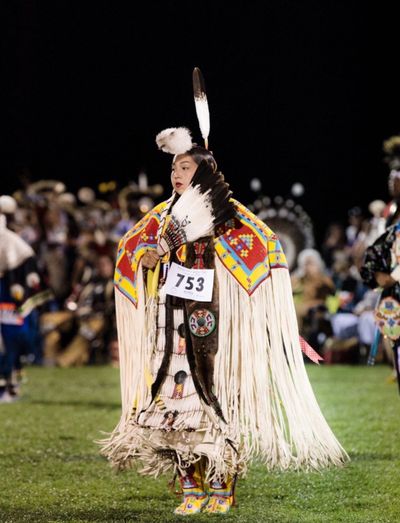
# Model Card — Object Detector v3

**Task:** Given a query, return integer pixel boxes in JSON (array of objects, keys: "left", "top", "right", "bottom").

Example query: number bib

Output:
[{"left": 164, "top": 262, "right": 214, "bottom": 302}]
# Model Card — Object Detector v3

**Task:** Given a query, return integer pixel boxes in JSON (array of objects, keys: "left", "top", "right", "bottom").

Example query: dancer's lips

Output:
[{"left": 175, "top": 182, "right": 182, "bottom": 189}]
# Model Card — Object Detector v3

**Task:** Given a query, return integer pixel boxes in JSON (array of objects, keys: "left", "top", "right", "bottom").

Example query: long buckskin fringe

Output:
[
  {"left": 214, "top": 258, "right": 348, "bottom": 470},
  {"left": 99, "top": 260, "right": 348, "bottom": 482}
]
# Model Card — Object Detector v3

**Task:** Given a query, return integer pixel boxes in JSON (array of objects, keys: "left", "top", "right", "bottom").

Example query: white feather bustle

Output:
[
  {"left": 155, "top": 127, "right": 193, "bottom": 155},
  {"left": 157, "top": 185, "right": 214, "bottom": 255},
  {"left": 171, "top": 185, "right": 214, "bottom": 240}
]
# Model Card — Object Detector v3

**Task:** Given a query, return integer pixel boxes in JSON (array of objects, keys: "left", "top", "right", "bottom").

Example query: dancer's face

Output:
[{"left": 171, "top": 154, "right": 198, "bottom": 195}]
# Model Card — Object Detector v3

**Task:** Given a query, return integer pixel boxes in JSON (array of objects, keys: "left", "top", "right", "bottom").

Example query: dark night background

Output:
[{"left": 2, "top": 1, "right": 400, "bottom": 242}]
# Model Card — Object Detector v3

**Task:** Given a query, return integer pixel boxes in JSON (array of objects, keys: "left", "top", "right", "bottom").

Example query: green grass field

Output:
[{"left": 1, "top": 364, "right": 400, "bottom": 523}]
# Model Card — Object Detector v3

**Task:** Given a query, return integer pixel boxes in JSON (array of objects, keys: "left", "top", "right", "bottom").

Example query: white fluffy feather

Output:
[
  {"left": 171, "top": 185, "right": 214, "bottom": 241},
  {"left": 158, "top": 185, "right": 215, "bottom": 254},
  {"left": 155, "top": 127, "right": 193, "bottom": 155}
]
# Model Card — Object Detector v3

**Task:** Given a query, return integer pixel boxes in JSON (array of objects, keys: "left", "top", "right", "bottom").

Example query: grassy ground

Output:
[{"left": 0, "top": 365, "right": 399, "bottom": 523}]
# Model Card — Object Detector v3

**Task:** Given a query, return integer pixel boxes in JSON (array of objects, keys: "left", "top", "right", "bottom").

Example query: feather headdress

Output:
[
  {"left": 193, "top": 67, "right": 210, "bottom": 150},
  {"left": 155, "top": 68, "right": 211, "bottom": 156},
  {"left": 156, "top": 68, "right": 234, "bottom": 255},
  {"left": 155, "top": 127, "right": 193, "bottom": 155}
]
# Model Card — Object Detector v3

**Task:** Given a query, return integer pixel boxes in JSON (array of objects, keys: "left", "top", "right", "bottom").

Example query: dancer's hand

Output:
[{"left": 142, "top": 250, "right": 160, "bottom": 269}]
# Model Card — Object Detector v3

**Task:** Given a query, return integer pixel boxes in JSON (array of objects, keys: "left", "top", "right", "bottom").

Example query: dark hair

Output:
[{"left": 187, "top": 145, "right": 217, "bottom": 172}]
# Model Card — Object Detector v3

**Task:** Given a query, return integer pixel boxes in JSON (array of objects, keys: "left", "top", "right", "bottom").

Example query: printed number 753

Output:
[{"left": 175, "top": 273, "right": 205, "bottom": 292}]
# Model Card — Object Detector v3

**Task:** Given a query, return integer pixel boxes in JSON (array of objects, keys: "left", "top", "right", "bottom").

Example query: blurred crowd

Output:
[
  {"left": 0, "top": 174, "right": 163, "bottom": 402},
  {"left": 1, "top": 135, "right": 400, "bottom": 402},
  {"left": 290, "top": 134, "right": 400, "bottom": 369},
  {"left": 291, "top": 205, "right": 385, "bottom": 365}
]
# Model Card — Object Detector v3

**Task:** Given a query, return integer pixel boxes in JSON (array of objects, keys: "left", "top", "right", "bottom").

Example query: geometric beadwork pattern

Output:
[
  {"left": 114, "top": 199, "right": 288, "bottom": 306},
  {"left": 114, "top": 201, "right": 167, "bottom": 307},
  {"left": 214, "top": 199, "right": 287, "bottom": 295}
]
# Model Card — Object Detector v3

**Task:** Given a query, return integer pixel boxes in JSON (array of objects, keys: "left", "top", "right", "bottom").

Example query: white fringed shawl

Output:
[
  {"left": 113, "top": 267, "right": 154, "bottom": 429},
  {"left": 102, "top": 257, "right": 348, "bottom": 471},
  {"left": 214, "top": 258, "right": 347, "bottom": 470}
]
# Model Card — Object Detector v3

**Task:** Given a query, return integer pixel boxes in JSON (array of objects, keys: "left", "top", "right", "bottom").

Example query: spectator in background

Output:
[
  {"left": 352, "top": 289, "right": 381, "bottom": 359},
  {"left": 327, "top": 252, "right": 373, "bottom": 361},
  {"left": 110, "top": 198, "right": 141, "bottom": 242},
  {"left": 321, "top": 222, "right": 346, "bottom": 269},
  {"left": 346, "top": 207, "right": 373, "bottom": 271},
  {"left": 291, "top": 249, "right": 335, "bottom": 352},
  {"left": 38, "top": 204, "right": 79, "bottom": 306},
  {"left": 0, "top": 197, "right": 51, "bottom": 403},
  {"left": 292, "top": 249, "right": 335, "bottom": 327},
  {"left": 330, "top": 252, "right": 365, "bottom": 311},
  {"left": 41, "top": 253, "right": 116, "bottom": 367},
  {"left": 346, "top": 207, "right": 364, "bottom": 247}
]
